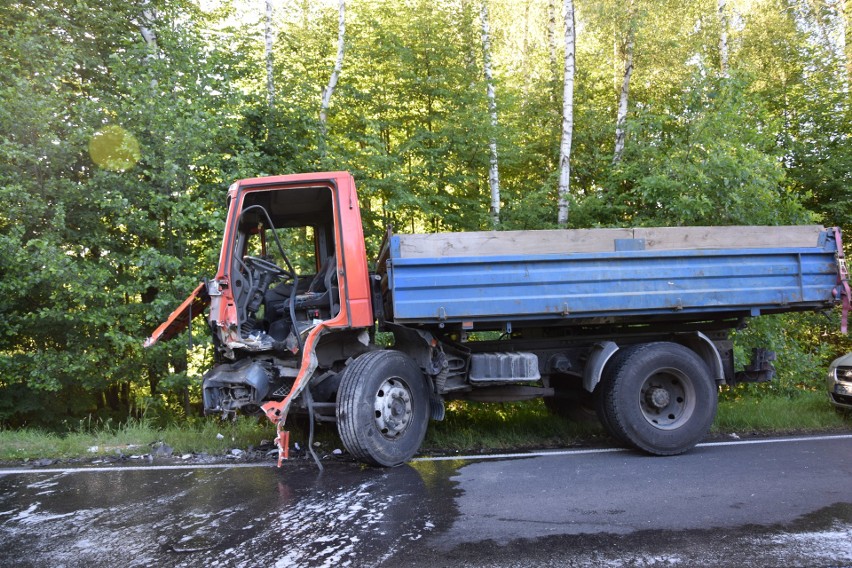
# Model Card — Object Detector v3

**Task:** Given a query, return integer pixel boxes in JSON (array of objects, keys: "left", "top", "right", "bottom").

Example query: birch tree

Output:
[
  {"left": 265, "top": 0, "right": 275, "bottom": 107},
  {"left": 612, "top": 0, "right": 635, "bottom": 165},
  {"left": 481, "top": 1, "right": 501, "bottom": 227},
  {"left": 718, "top": 0, "right": 729, "bottom": 78},
  {"left": 557, "top": 0, "right": 576, "bottom": 227},
  {"left": 840, "top": 0, "right": 851, "bottom": 88},
  {"left": 548, "top": 0, "right": 559, "bottom": 87},
  {"left": 813, "top": 0, "right": 850, "bottom": 91},
  {"left": 134, "top": 0, "right": 160, "bottom": 90},
  {"left": 136, "top": 2, "right": 158, "bottom": 50},
  {"left": 320, "top": 0, "right": 346, "bottom": 134}
]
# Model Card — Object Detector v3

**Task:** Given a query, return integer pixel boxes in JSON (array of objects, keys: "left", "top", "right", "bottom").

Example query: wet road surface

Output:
[{"left": 0, "top": 434, "right": 850, "bottom": 567}]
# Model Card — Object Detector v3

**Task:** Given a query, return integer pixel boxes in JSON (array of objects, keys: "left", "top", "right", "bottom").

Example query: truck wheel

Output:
[
  {"left": 598, "top": 342, "right": 717, "bottom": 455},
  {"left": 594, "top": 346, "right": 634, "bottom": 445},
  {"left": 336, "top": 350, "right": 430, "bottom": 467}
]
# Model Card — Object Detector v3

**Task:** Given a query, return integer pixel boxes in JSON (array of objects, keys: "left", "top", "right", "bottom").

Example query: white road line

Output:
[
  {"left": 417, "top": 433, "right": 852, "bottom": 462},
  {"left": 0, "top": 433, "right": 850, "bottom": 476},
  {"left": 697, "top": 433, "right": 852, "bottom": 448},
  {"left": 412, "top": 447, "right": 627, "bottom": 462}
]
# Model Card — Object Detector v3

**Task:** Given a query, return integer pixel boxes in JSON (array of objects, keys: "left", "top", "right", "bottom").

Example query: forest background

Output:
[{"left": 2, "top": 0, "right": 852, "bottom": 429}]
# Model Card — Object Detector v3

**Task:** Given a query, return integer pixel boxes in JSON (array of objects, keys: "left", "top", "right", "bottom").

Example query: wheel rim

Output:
[
  {"left": 374, "top": 377, "right": 414, "bottom": 439},
  {"left": 638, "top": 369, "right": 696, "bottom": 430}
]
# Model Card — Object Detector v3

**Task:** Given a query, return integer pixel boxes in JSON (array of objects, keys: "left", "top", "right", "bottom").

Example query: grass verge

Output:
[
  {"left": 421, "top": 400, "right": 607, "bottom": 452},
  {"left": 0, "top": 417, "right": 275, "bottom": 462},
  {"left": 713, "top": 390, "right": 849, "bottom": 433},
  {"left": 0, "top": 392, "right": 848, "bottom": 462}
]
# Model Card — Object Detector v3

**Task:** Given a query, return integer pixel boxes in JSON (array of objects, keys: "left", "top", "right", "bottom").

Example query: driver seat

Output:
[
  {"left": 264, "top": 255, "right": 337, "bottom": 320},
  {"left": 295, "top": 254, "right": 338, "bottom": 311}
]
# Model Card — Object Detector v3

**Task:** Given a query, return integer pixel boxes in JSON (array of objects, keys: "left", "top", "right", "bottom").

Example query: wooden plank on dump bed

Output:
[
  {"left": 635, "top": 225, "right": 825, "bottom": 251},
  {"left": 397, "top": 228, "right": 633, "bottom": 258},
  {"left": 396, "top": 225, "right": 826, "bottom": 258}
]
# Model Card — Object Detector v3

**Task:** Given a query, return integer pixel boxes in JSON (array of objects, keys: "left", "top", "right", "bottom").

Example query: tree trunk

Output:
[
  {"left": 320, "top": 0, "right": 346, "bottom": 131},
  {"left": 557, "top": 0, "right": 576, "bottom": 227},
  {"left": 840, "top": 0, "right": 851, "bottom": 91},
  {"left": 612, "top": 1, "right": 634, "bottom": 165},
  {"left": 718, "top": 0, "right": 729, "bottom": 78},
  {"left": 828, "top": 0, "right": 850, "bottom": 93},
  {"left": 845, "top": 0, "right": 852, "bottom": 89},
  {"left": 170, "top": 353, "right": 189, "bottom": 416},
  {"left": 548, "top": 0, "right": 559, "bottom": 88},
  {"left": 265, "top": 0, "right": 275, "bottom": 108},
  {"left": 135, "top": 0, "right": 159, "bottom": 88},
  {"left": 521, "top": 0, "right": 532, "bottom": 103},
  {"left": 136, "top": 1, "right": 158, "bottom": 49},
  {"left": 481, "top": 1, "right": 501, "bottom": 227},
  {"left": 803, "top": 1, "right": 848, "bottom": 93},
  {"left": 136, "top": 3, "right": 163, "bottom": 406}
]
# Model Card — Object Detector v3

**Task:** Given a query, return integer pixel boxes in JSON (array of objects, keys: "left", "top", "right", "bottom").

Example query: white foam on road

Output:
[
  {"left": 0, "top": 461, "right": 277, "bottom": 476},
  {"left": 752, "top": 522, "right": 852, "bottom": 564}
]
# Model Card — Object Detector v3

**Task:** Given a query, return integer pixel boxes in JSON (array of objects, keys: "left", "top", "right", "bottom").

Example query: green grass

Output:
[
  {"left": 713, "top": 390, "right": 850, "bottom": 433},
  {"left": 0, "top": 417, "right": 274, "bottom": 462},
  {"left": 422, "top": 400, "right": 607, "bottom": 452},
  {"left": 0, "top": 393, "right": 848, "bottom": 462}
]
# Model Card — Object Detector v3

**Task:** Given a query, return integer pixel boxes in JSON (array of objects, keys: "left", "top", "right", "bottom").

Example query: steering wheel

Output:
[{"left": 244, "top": 255, "right": 293, "bottom": 280}]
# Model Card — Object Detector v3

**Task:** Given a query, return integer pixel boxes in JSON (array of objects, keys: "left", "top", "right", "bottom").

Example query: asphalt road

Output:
[{"left": 0, "top": 434, "right": 850, "bottom": 567}]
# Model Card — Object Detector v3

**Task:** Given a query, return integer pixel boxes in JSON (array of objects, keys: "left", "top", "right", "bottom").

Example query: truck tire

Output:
[
  {"left": 594, "top": 346, "right": 634, "bottom": 445},
  {"left": 597, "top": 342, "right": 717, "bottom": 456},
  {"left": 336, "top": 350, "right": 430, "bottom": 467}
]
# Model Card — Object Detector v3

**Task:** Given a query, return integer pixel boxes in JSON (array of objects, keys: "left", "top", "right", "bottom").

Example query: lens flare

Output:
[{"left": 89, "top": 125, "right": 141, "bottom": 171}]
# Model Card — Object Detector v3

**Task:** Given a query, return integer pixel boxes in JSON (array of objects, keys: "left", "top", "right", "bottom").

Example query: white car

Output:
[{"left": 827, "top": 352, "right": 852, "bottom": 411}]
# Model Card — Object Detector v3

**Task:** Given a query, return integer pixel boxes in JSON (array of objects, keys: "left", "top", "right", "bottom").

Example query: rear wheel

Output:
[
  {"left": 597, "top": 342, "right": 717, "bottom": 455},
  {"left": 336, "top": 350, "right": 430, "bottom": 467},
  {"left": 594, "top": 347, "right": 634, "bottom": 445}
]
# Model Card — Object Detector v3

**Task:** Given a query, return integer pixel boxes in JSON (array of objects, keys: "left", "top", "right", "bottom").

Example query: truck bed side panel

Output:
[{"left": 387, "top": 229, "right": 840, "bottom": 325}]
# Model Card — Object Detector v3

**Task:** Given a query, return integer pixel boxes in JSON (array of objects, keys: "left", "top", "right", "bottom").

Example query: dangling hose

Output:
[{"left": 302, "top": 388, "right": 324, "bottom": 472}]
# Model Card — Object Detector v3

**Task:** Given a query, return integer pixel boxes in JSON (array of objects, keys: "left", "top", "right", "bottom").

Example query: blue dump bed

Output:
[{"left": 384, "top": 225, "right": 843, "bottom": 326}]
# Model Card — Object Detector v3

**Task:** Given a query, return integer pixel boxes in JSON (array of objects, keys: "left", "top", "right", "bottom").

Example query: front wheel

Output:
[
  {"left": 336, "top": 350, "right": 430, "bottom": 467},
  {"left": 597, "top": 342, "right": 717, "bottom": 456}
]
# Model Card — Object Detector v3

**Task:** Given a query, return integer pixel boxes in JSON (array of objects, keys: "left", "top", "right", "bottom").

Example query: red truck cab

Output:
[{"left": 146, "top": 172, "right": 375, "bottom": 429}]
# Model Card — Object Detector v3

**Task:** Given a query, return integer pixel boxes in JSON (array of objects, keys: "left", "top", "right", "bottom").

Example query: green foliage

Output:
[
  {"left": 0, "top": 0, "right": 231, "bottom": 427},
  {"left": 728, "top": 311, "right": 852, "bottom": 400},
  {"left": 573, "top": 72, "right": 816, "bottom": 228},
  {"left": 1, "top": 0, "right": 850, "bottom": 428},
  {"left": 330, "top": 0, "right": 493, "bottom": 248}
]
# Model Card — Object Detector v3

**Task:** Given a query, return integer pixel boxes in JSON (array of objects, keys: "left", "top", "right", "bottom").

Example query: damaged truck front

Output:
[
  {"left": 145, "top": 173, "right": 377, "bottom": 463},
  {"left": 146, "top": 171, "right": 850, "bottom": 467}
]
